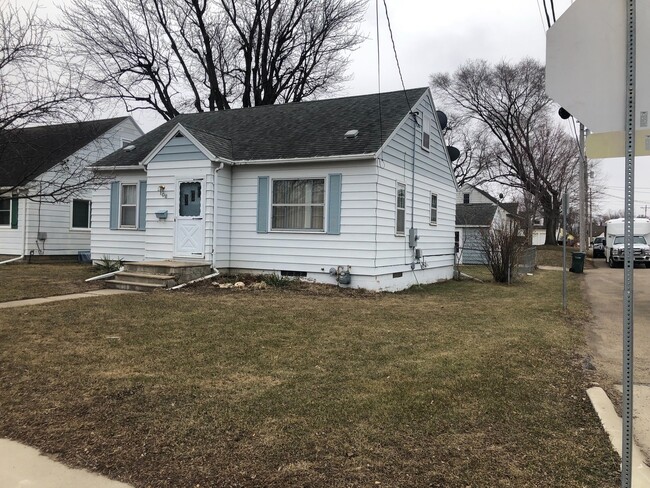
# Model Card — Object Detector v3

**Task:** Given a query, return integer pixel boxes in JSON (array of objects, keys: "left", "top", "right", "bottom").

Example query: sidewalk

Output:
[
  {"left": 0, "top": 439, "right": 133, "bottom": 488},
  {"left": 0, "top": 289, "right": 138, "bottom": 309},
  {"left": 0, "top": 289, "right": 140, "bottom": 486}
]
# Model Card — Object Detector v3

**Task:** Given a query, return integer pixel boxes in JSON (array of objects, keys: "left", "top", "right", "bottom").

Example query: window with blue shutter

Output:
[
  {"left": 138, "top": 180, "right": 147, "bottom": 230},
  {"left": 257, "top": 176, "right": 269, "bottom": 233},
  {"left": 327, "top": 173, "right": 342, "bottom": 235},
  {"left": 109, "top": 181, "right": 120, "bottom": 230}
]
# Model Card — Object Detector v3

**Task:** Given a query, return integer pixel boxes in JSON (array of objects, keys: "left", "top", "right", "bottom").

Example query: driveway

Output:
[{"left": 584, "top": 257, "right": 650, "bottom": 461}]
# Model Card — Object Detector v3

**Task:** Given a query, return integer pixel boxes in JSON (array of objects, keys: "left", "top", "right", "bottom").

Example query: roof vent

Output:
[
  {"left": 344, "top": 129, "right": 359, "bottom": 139},
  {"left": 123, "top": 144, "right": 135, "bottom": 152}
]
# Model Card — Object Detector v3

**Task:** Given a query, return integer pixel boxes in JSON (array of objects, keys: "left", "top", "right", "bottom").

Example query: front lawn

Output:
[
  {"left": 0, "top": 262, "right": 101, "bottom": 302},
  {"left": 0, "top": 272, "right": 618, "bottom": 487}
]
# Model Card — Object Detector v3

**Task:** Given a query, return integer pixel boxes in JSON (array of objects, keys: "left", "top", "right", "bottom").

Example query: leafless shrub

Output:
[{"left": 479, "top": 219, "right": 527, "bottom": 283}]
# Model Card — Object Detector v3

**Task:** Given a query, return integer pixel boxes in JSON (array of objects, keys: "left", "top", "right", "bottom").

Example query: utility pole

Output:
[{"left": 579, "top": 122, "right": 587, "bottom": 252}]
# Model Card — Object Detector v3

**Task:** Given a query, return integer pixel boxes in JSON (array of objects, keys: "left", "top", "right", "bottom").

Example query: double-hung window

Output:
[
  {"left": 396, "top": 183, "right": 406, "bottom": 235},
  {"left": 0, "top": 198, "right": 10, "bottom": 226},
  {"left": 72, "top": 199, "right": 91, "bottom": 229},
  {"left": 272, "top": 179, "right": 325, "bottom": 231},
  {"left": 120, "top": 184, "right": 137, "bottom": 227},
  {"left": 430, "top": 193, "right": 438, "bottom": 225},
  {"left": 421, "top": 116, "right": 431, "bottom": 151}
]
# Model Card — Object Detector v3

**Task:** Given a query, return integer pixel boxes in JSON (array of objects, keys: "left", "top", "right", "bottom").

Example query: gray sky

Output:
[{"left": 37, "top": 0, "right": 641, "bottom": 215}]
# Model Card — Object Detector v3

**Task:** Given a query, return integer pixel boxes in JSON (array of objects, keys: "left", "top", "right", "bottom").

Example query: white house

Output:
[
  {"left": 91, "top": 88, "right": 458, "bottom": 291},
  {"left": 0, "top": 117, "right": 143, "bottom": 259},
  {"left": 456, "top": 184, "right": 519, "bottom": 264}
]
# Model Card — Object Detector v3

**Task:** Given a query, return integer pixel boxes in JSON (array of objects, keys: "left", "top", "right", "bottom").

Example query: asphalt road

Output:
[{"left": 583, "top": 257, "right": 650, "bottom": 462}]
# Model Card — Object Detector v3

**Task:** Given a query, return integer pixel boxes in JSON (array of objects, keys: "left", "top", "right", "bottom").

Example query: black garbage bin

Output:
[{"left": 570, "top": 251, "right": 586, "bottom": 273}]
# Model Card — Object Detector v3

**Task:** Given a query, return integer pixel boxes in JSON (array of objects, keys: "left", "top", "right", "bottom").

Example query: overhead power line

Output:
[{"left": 381, "top": 0, "right": 412, "bottom": 111}]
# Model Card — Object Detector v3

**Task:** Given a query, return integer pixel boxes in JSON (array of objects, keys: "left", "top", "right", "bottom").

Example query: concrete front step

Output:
[
  {"left": 107, "top": 280, "right": 167, "bottom": 292},
  {"left": 105, "top": 260, "right": 214, "bottom": 292},
  {"left": 115, "top": 271, "right": 177, "bottom": 287},
  {"left": 124, "top": 261, "right": 212, "bottom": 283}
]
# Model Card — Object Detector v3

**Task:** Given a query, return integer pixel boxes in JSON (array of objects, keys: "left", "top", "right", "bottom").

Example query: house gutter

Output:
[
  {"left": 212, "top": 160, "right": 225, "bottom": 269},
  {"left": 227, "top": 153, "right": 375, "bottom": 166},
  {"left": 91, "top": 165, "right": 147, "bottom": 171}
]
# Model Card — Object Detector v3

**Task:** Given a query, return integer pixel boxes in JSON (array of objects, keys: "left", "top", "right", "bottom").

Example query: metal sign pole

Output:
[
  {"left": 622, "top": 0, "right": 636, "bottom": 486},
  {"left": 579, "top": 123, "right": 586, "bottom": 253},
  {"left": 562, "top": 191, "right": 568, "bottom": 311}
]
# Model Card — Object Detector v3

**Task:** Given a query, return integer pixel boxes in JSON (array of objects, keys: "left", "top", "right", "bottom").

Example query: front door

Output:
[{"left": 174, "top": 180, "right": 205, "bottom": 258}]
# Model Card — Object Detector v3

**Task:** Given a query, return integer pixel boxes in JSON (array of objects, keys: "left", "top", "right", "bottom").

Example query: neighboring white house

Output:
[
  {"left": 0, "top": 117, "right": 143, "bottom": 258},
  {"left": 455, "top": 184, "right": 519, "bottom": 264},
  {"left": 91, "top": 88, "right": 458, "bottom": 291},
  {"left": 531, "top": 215, "right": 546, "bottom": 246}
]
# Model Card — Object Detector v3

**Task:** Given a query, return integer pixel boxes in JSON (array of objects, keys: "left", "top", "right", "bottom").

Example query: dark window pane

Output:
[
  {"left": 72, "top": 200, "right": 90, "bottom": 228},
  {"left": 121, "top": 206, "right": 136, "bottom": 226},
  {"left": 397, "top": 209, "right": 405, "bottom": 234},
  {"left": 0, "top": 198, "right": 9, "bottom": 226},
  {"left": 179, "top": 182, "right": 201, "bottom": 217}
]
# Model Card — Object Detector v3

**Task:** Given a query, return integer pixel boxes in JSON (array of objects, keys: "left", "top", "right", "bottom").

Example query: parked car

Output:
[{"left": 593, "top": 236, "right": 605, "bottom": 258}]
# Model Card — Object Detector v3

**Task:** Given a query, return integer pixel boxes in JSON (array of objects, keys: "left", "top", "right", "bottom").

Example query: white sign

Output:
[{"left": 546, "top": 0, "right": 650, "bottom": 135}]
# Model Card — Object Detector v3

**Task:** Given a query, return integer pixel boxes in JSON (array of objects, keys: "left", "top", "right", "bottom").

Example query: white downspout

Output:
[
  {"left": 0, "top": 194, "right": 28, "bottom": 265},
  {"left": 211, "top": 161, "right": 225, "bottom": 270}
]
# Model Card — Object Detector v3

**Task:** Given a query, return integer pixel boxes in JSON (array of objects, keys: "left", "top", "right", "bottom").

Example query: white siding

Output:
[
  {"left": 91, "top": 171, "right": 147, "bottom": 262},
  {"left": 1, "top": 118, "right": 143, "bottom": 257},
  {"left": 456, "top": 184, "right": 495, "bottom": 204},
  {"left": 144, "top": 157, "right": 214, "bottom": 260},
  {"left": 228, "top": 161, "right": 379, "bottom": 273},
  {"left": 214, "top": 165, "right": 232, "bottom": 268},
  {"left": 0, "top": 198, "right": 27, "bottom": 255},
  {"left": 374, "top": 90, "right": 456, "bottom": 278}
]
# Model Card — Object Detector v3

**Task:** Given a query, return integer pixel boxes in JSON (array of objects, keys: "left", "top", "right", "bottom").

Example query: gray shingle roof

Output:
[
  {"left": 94, "top": 88, "right": 428, "bottom": 167},
  {"left": 0, "top": 117, "right": 128, "bottom": 187},
  {"left": 456, "top": 203, "right": 498, "bottom": 226}
]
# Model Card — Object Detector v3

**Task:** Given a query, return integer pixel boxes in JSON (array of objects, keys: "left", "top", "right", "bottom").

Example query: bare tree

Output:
[
  {"left": 0, "top": 1, "right": 104, "bottom": 201},
  {"left": 444, "top": 113, "right": 490, "bottom": 187},
  {"left": 431, "top": 58, "right": 581, "bottom": 245},
  {"left": 0, "top": 2, "right": 82, "bottom": 131},
  {"left": 60, "top": 0, "right": 367, "bottom": 120}
]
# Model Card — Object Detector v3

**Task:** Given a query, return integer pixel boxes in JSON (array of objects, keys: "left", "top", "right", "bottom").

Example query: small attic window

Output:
[{"left": 344, "top": 129, "right": 359, "bottom": 139}]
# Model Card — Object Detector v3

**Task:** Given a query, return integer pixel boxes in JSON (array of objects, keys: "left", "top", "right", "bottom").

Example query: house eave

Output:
[
  {"left": 226, "top": 153, "right": 376, "bottom": 166},
  {"left": 92, "top": 165, "right": 147, "bottom": 172}
]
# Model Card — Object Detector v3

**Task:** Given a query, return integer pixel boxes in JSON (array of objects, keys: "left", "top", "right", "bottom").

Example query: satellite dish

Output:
[
  {"left": 447, "top": 145, "right": 460, "bottom": 162},
  {"left": 558, "top": 107, "right": 571, "bottom": 120},
  {"left": 437, "top": 111, "right": 448, "bottom": 130}
]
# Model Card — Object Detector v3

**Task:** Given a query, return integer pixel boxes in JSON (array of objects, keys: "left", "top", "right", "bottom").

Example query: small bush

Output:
[
  {"left": 479, "top": 220, "right": 527, "bottom": 283},
  {"left": 262, "top": 273, "right": 295, "bottom": 288},
  {"left": 95, "top": 255, "right": 124, "bottom": 273}
]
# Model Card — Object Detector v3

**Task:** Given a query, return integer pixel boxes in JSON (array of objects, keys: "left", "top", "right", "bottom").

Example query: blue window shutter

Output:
[
  {"left": 327, "top": 173, "right": 342, "bottom": 235},
  {"left": 10, "top": 197, "right": 18, "bottom": 229},
  {"left": 138, "top": 180, "right": 147, "bottom": 230},
  {"left": 109, "top": 182, "right": 120, "bottom": 230},
  {"left": 257, "top": 176, "right": 269, "bottom": 233}
]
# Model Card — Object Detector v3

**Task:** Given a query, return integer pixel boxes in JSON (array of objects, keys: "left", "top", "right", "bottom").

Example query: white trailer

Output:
[{"left": 605, "top": 217, "right": 650, "bottom": 267}]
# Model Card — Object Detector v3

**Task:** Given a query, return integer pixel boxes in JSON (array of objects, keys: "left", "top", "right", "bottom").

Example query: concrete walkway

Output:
[
  {"left": 0, "top": 289, "right": 140, "bottom": 486},
  {"left": 0, "top": 439, "right": 133, "bottom": 488},
  {"left": 0, "top": 289, "right": 138, "bottom": 309}
]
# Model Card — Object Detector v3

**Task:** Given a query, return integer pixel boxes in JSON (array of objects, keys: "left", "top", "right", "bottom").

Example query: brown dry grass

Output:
[
  {"left": 0, "top": 262, "right": 101, "bottom": 302},
  {"left": 0, "top": 271, "right": 618, "bottom": 487}
]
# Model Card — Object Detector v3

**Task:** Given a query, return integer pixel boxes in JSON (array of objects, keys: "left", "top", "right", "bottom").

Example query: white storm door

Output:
[{"left": 174, "top": 180, "right": 205, "bottom": 257}]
